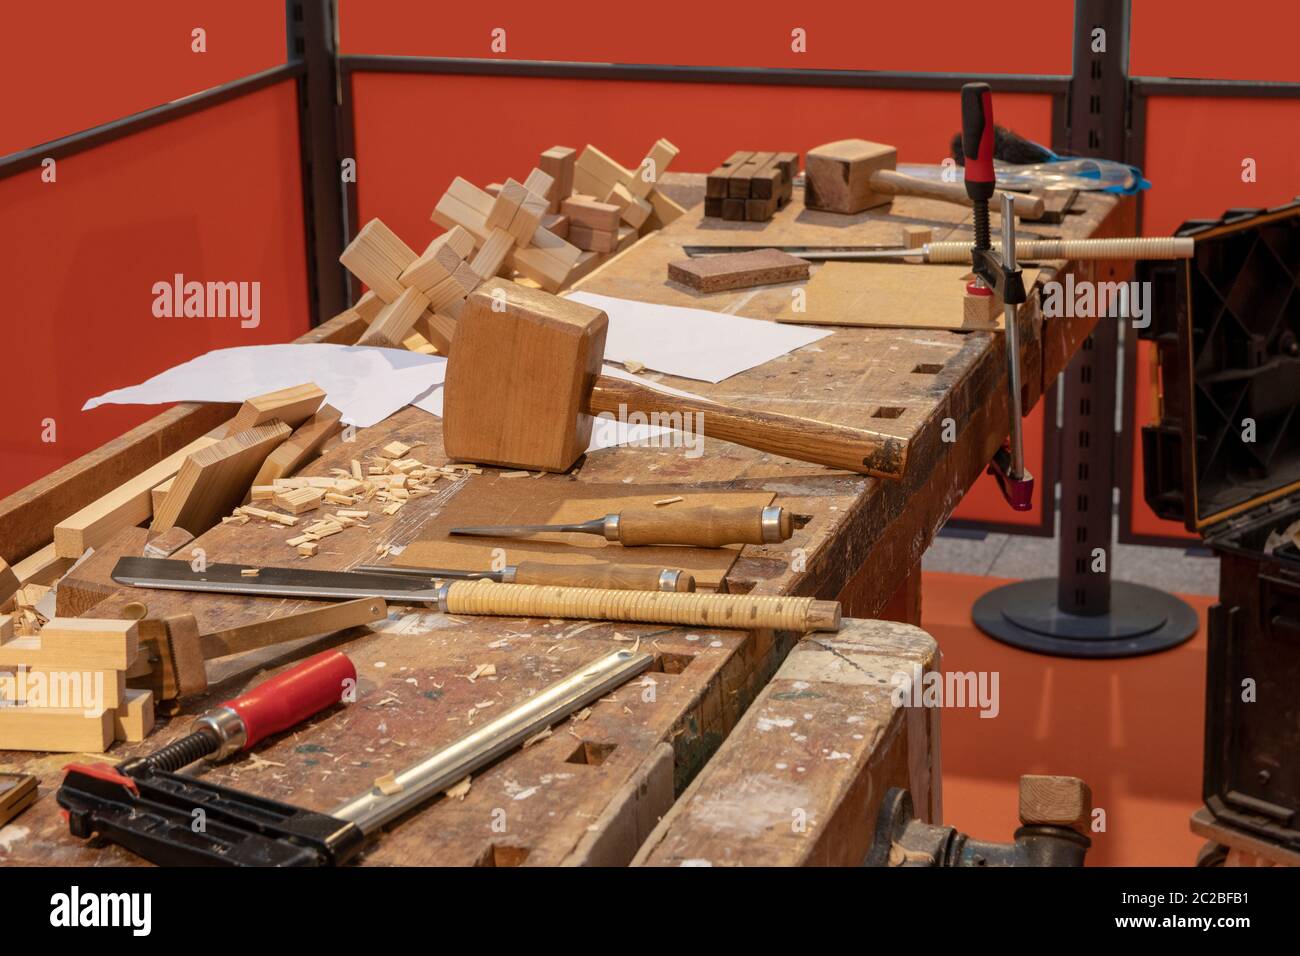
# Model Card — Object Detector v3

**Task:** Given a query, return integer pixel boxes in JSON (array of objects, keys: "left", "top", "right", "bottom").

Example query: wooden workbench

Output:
[{"left": 0, "top": 175, "right": 1124, "bottom": 866}]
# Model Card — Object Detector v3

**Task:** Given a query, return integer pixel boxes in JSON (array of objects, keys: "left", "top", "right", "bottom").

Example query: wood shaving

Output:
[
  {"left": 500, "top": 471, "right": 531, "bottom": 478},
  {"left": 465, "top": 663, "right": 496, "bottom": 682},
  {"left": 444, "top": 776, "right": 472, "bottom": 800},
  {"left": 374, "top": 772, "right": 403, "bottom": 796},
  {"left": 654, "top": 496, "right": 683, "bottom": 506},
  {"left": 522, "top": 727, "right": 552, "bottom": 749}
]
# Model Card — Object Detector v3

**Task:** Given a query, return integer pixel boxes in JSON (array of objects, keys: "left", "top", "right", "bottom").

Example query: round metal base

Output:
[{"left": 972, "top": 578, "right": 1199, "bottom": 659}]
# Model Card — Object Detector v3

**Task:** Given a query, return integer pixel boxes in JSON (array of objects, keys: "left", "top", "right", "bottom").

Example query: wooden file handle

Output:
[
  {"left": 870, "top": 169, "right": 1045, "bottom": 219},
  {"left": 441, "top": 580, "right": 842, "bottom": 632},
  {"left": 924, "top": 236, "right": 1195, "bottom": 264},
  {"left": 585, "top": 375, "right": 906, "bottom": 479},
  {"left": 513, "top": 561, "right": 695, "bottom": 591},
  {"left": 613, "top": 505, "right": 792, "bottom": 547}
]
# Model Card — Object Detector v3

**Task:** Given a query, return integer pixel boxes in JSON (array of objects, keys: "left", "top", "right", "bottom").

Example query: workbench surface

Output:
[{"left": 0, "top": 175, "right": 1123, "bottom": 866}]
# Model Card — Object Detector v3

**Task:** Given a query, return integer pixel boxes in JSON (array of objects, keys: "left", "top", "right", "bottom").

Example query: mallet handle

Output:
[
  {"left": 870, "top": 169, "right": 1044, "bottom": 219},
  {"left": 586, "top": 375, "right": 906, "bottom": 479},
  {"left": 440, "top": 580, "right": 842, "bottom": 632}
]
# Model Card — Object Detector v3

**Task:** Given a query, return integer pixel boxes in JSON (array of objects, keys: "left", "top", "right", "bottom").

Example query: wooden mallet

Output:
[{"left": 441, "top": 279, "right": 907, "bottom": 478}]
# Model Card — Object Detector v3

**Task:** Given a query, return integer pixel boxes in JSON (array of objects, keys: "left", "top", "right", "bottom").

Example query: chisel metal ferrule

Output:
[
  {"left": 659, "top": 569, "right": 683, "bottom": 592},
  {"left": 436, "top": 582, "right": 453, "bottom": 613},
  {"left": 601, "top": 514, "right": 622, "bottom": 541},
  {"left": 760, "top": 506, "right": 785, "bottom": 544}
]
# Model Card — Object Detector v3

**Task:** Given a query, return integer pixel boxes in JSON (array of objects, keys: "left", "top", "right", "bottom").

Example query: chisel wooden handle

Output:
[
  {"left": 586, "top": 375, "right": 906, "bottom": 479},
  {"left": 870, "top": 169, "right": 1045, "bottom": 219},
  {"left": 612, "top": 505, "right": 792, "bottom": 547},
  {"left": 514, "top": 561, "right": 695, "bottom": 591},
  {"left": 924, "top": 236, "right": 1195, "bottom": 264},
  {"left": 439, "top": 580, "right": 841, "bottom": 632}
]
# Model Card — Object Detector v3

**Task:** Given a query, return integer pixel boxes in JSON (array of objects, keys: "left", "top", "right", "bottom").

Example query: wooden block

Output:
[
  {"left": 356, "top": 286, "right": 430, "bottom": 348},
  {"left": 772, "top": 151, "right": 799, "bottom": 182},
  {"left": 706, "top": 150, "right": 752, "bottom": 198},
  {"left": 273, "top": 487, "right": 324, "bottom": 514},
  {"left": 646, "top": 190, "right": 686, "bottom": 229},
  {"left": 573, "top": 145, "right": 632, "bottom": 199},
  {"left": 443, "top": 278, "right": 607, "bottom": 472},
  {"left": 486, "top": 180, "right": 528, "bottom": 232},
  {"left": 53, "top": 435, "right": 221, "bottom": 559},
  {"left": 703, "top": 197, "right": 724, "bottom": 218},
  {"left": 229, "top": 383, "right": 326, "bottom": 432},
  {"left": 542, "top": 212, "right": 569, "bottom": 240},
  {"left": 297, "top": 542, "right": 319, "bottom": 557},
  {"left": 749, "top": 165, "right": 782, "bottom": 200},
  {"left": 616, "top": 225, "right": 637, "bottom": 251},
  {"left": 400, "top": 237, "right": 465, "bottom": 294},
  {"left": 11, "top": 545, "right": 74, "bottom": 588},
  {"left": 721, "top": 198, "right": 747, "bottom": 221},
  {"left": 339, "top": 219, "right": 418, "bottom": 301},
  {"left": 0, "top": 664, "right": 126, "bottom": 709},
  {"left": 249, "top": 404, "right": 344, "bottom": 489},
  {"left": 745, "top": 195, "right": 779, "bottom": 222},
  {"left": 522, "top": 168, "right": 554, "bottom": 203},
  {"left": 0, "top": 559, "right": 18, "bottom": 606},
  {"left": 606, "top": 182, "right": 651, "bottom": 229},
  {"left": 416, "top": 310, "right": 458, "bottom": 354},
  {"left": 142, "top": 526, "right": 194, "bottom": 559},
  {"left": 151, "top": 422, "right": 292, "bottom": 535},
  {"left": 1019, "top": 775, "right": 1092, "bottom": 832},
  {"left": 628, "top": 138, "right": 678, "bottom": 199},
  {"left": 0, "top": 705, "right": 114, "bottom": 753},
  {"left": 804, "top": 139, "right": 897, "bottom": 213},
  {"left": 150, "top": 477, "right": 174, "bottom": 513},
  {"left": 484, "top": 182, "right": 503, "bottom": 197},
  {"left": 353, "top": 289, "right": 385, "bottom": 323},
  {"left": 439, "top": 225, "right": 477, "bottom": 259},
  {"left": 963, "top": 289, "right": 998, "bottom": 326},
  {"left": 539, "top": 145, "right": 576, "bottom": 213},
  {"left": 668, "top": 249, "right": 810, "bottom": 293},
  {"left": 562, "top": 195, "right": 621, "bottom": 232},
  {"left": 509, "top": 175, "right": 551, "bottom": 245},
  {"left": 470, "top": 228, "right": 516, "bottom": 280},
  {"left": 903, "top": 225, "right": 933, "bottom": 248},
  {"left": 114, "top": 689, "right": 155, "bottom": 742},
  {"left": 569, "top": 224, "right": 618, "bottom": 253},
  {"left": 0, "top": 618, "right": 138, "bottom": 669},
  {"left": 55, "top": 527, "right": 149, "bottom": 618},
  {"left": 726, "top": 169, "right": 752, "bottom": 199}
]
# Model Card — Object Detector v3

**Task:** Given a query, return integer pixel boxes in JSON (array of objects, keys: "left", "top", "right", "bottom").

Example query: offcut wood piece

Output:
[
  {"left": 12, "top": 545, "right": 75, "bottom": 589},
  {"left": 569, "top": 224, "right": 619, "bottom": 253},
  {"left": 633, "top": 618, "right": 939, "bottom": 865},
  {"left": 442, "top": 280, "right": 908, "bottom": 478},
  {"left": 143, "top": 526, "right": 195, "bottom": 559},
  {"left": 0, "top": 664, "right": 126, "bottom": 709},
  {"left": 151, "top": 421, "right": 292, "bottom": 535},
  {"left": 433, "top": 176, "right": 583, "bottom": 292},
  {"left": 777, "top": 261, "right": 1036, "bottom": 331},
  {"left": 249, "top": 404, "right": 345, "bottom": 489},
  {"left": 0, "top": 705, "right": 115, "bottom": 753},
  {"left": 0, "top": 772, "right": 37, "bottom": 826},
  {"left": 55, "top": 526, "right": 150, "bottom": 617},
  {"left": 151, "top": 478, "right": 174, "bottom": 512},
  {"left": 273, "top": 486, "right": 324, "bottom": 514},
  {"left": 903, "top": 225, "right": 933, "bottom": 248},
  {"left": 704, "top": 150, "right": 797, "bottom": 221},
  {"left": 339, "top": 219, "right": 419, "bottom": 301},
  {"left": 229, "top": 383, "right": 326, "bottom": 433},
  {"left": 113, "top": 688, "right": 155, "bottom": 742},
  {"left": 539, "top": 145, "right": 576, "bottom": 213},
  {"left": 574, "top": 144, "right": 686, "bottom": 230},
  {"left": 356, "top": 286, "right": 430, "bottom": 348},
  {"left": 668, "top": 249, "right": 810, "bottom": 293},
  {"left": 396, "top": 478, "right": 775, "bottom": 590},
  {"left": 52, "top": 435, "right": 220, "bottom": 559},
  {"left": 562, "top": 195, "right": 621, "bottom": 232},
  {"left": 1019, "top": 775, "right": 1092, "bottom": 833},
  {"left": 0, "top": 618, "right": 138, "bottom": 669},
  {"left": 963, "top": 289, "right": 999, "bottom": 326},
  {"left": 0, "top": 559, "right": 19, "bottom": 605}
]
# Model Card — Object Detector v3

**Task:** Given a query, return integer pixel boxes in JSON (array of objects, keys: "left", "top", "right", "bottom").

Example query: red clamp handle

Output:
[
  {"left": 221, "top": 649, "right": 356, "bottom": 752},
  {"left": 961, "top": 82, "right": 996, "bottom": 200}
]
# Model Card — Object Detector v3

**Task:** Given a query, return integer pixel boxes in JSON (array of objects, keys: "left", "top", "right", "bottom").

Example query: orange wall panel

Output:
[
  {"left": 0, "top": 1, "right": 285, "bottom": 157},
  {"left": 350, "top": 72, "right": 1054, "bottom": 246},
  {"left": 950, "top": 401, "right": 1051, "bottom": 528},
  {"left": 339, "top": 0, "right": 1072, "bottom": 75},
  {"left": 1132, "top": 0, "right": 1300, "bottom": 82},
  {"left": 0, "top": 83, "right": 310, "bottom": 501}
]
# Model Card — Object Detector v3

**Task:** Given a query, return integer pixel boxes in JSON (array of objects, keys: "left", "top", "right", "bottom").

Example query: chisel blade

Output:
[
  {"left": 448, "top": 519, "right": 605, "bottom": 538},
  {"left": 111, "top": 557, "right": 440, "bottom": 604}
]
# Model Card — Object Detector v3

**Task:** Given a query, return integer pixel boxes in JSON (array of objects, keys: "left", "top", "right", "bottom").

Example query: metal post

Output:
[
  {"left": 287, "top": 0, "right": 347, "bottom": 325},
  {"left": 972, "top": 0, "right": 1197, "bottom": 656}
]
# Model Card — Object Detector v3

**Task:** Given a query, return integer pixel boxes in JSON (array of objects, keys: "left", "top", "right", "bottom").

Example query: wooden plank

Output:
[
  {"left": 151, "top": 422, "right": 291, "bottom": 535},
  {"left": 633, "top": 618, "right": 939, "bottom": 866},
  {"left": 0, "top": 706, "right": 114, "bottom": 753},
  {"left": 249, "top": 405, "right": 344, "bottom": 489},
  {"left": 228, "top": 383, "right": 325, "bottom": 433},
  {"left": 52, "top": 435, "right": 220, "bottom": 559}
]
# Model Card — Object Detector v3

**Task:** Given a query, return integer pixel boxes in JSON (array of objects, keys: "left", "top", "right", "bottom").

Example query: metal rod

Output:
[
  {"left": 331, "top": 649, "right": 654, "bottom": 834},
  {"left": 1000, "top": 192, "right": 1026, "bottom": 480}
]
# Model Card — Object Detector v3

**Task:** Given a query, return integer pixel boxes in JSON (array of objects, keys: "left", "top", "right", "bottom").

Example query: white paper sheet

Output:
[
  {"left": 83, "top": 344, "right": 448, "bottom": 429},
  {"left": 565, "top": 290, "right": 832, "bottom": 384}
]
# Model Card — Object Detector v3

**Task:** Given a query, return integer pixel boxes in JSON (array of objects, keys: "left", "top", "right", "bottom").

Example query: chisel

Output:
[
  {"left": 449, "top": 504, "right": 793, "bottom": 547},
  {"left": 112, "top": 556, "right": 692, "bottom": 595}
]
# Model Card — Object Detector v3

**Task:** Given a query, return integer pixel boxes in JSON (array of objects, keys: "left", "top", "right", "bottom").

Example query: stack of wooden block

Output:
[
  {"left": 705, "top": 151, "right": 799, "bottom": 222},
  {"left": 0, "top": 614, "right": 153, "bottom": 752},
  {"left": 571, "top": 138, "right": 686, "bottom": 236}
]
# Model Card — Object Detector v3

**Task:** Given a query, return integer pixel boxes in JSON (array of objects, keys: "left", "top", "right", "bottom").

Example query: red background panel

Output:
[
  {"left": 350, "top": 72, "right": 1054, "bottom": 245},
  {"left": 1131, "top": 0, "right": 1300, "bottom": 82},
  {"left": 0, "top": 83, "right": 310, "bottom": 501},
  {"left": 339, "top": 0, "right": 1073, "bottom": 75},
  {"left": 1127, "top": 94, "right": 1300, "bottom": 541},
  {"left": 949, "top": 402, "right": 1051, "bottom": 528},
  {"left": 0, "top": 0, "right": 285, "bottom": 156}
]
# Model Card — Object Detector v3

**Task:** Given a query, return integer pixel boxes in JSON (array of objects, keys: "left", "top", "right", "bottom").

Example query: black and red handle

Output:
[{"left": 961, "top": 82, "right": 996, "bottom": 200}]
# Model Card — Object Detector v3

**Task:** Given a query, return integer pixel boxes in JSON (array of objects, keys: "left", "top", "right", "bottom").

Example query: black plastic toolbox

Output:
[{"left": 1140, "top": 200, "right": 1300, "bottom": 854}]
